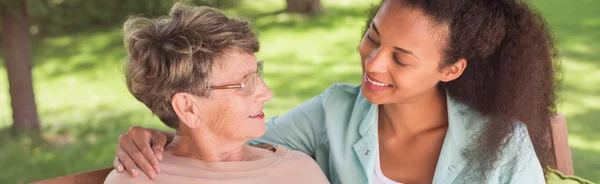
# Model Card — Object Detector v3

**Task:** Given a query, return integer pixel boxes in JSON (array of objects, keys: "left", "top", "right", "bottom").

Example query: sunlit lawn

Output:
[{"left": 0, "top": 0, "right": 598, "bottom": 183}]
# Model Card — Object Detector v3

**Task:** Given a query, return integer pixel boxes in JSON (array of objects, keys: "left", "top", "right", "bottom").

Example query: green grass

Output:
[
  {"left": 534, "top": 0, "right": 600, "bottom": 182},
  {"left": 0, "top": 0, "right": 598, "bottom": 183}
]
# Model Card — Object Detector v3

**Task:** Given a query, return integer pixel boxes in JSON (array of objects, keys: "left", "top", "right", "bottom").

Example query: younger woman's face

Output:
[{"left": 358, "top": 0, "right": 453, "bottom": 105}]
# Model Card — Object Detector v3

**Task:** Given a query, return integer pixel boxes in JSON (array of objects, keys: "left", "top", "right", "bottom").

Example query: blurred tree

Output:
[
  {"left": 286, "top": 0, "right": 321, "bottom": 15},
  {"left": 1, "top": 0, "right": 41, "bottom": 134}
]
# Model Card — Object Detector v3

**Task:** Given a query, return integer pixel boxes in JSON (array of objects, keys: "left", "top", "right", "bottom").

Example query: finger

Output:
[
  {"left": 113, "top": 156, "right": 124, "bottom": 172},
  {"left": 132, "top": 131, "right": 161, "bottom": 174},
  {"left": 117, "top": 146, "right": 139, "bottom": 177},
  {"left": 118, "top": 134, "right": 141, "bottom": 175},
  {"left": 127, "top": 136, "right": 158, "bottom": 179},
  {"left": 151, "top": 131, "right": 167, "bottom": 161}
]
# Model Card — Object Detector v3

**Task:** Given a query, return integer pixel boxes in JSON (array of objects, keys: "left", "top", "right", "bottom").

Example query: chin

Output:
[
  {"left": 245, "top": 123, "right": 267, "bottom": 139},
  {"left": 361, "top": 86, "right": 387, "bottom": 105}
]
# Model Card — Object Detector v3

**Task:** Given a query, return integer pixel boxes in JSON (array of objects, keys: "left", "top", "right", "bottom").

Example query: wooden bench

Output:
[
  {"left": 549, "top": 114, "right": 574, "bottom": 175},
  {"left": 32, "top": 167, "right": 113, "bottom": 184}
]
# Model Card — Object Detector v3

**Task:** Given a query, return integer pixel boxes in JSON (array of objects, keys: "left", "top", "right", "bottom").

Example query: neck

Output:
[
  {"left": 379, "top": 86, "right": 448, "bottom": 137},
  {"left": 165, "top": 128, "right": 247, "bottom": 162}
]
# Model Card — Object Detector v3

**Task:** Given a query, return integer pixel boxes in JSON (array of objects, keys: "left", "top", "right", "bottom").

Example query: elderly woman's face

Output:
[{"left": 198, "top": 50, "right": 272, "bottom": 141}]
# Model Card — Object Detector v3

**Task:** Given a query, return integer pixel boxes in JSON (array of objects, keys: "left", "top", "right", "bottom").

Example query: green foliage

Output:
[
  {"left": 25, "top": 0, "right": 242, "bottom": 36},
  {"left": 0, "top": 0, "right": 598, "bottom": 183}
]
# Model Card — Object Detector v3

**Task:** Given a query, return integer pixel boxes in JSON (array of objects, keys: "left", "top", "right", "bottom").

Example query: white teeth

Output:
[
  {"left": 250, "top": 111, "right": 262, "bottom": 117},
  {"left": 366, "top": 76, "right": 390, "bottom": 86}
]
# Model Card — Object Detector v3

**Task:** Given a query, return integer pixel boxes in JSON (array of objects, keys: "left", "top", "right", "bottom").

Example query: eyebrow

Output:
[
  {"left": 371, "top": 22, "right": 421, "bottom": 61},
  {"left": 371, "top": 22, "right": 380, "bottom": 35},
  {"left": 240, "top": 61, "right": 260, "bottom": 81},
  {"left": 394, "top": 47, "right": 421, "bottom": 61},
  {"left": 240, "top": 67, "right": 255, "bottom": 81}
]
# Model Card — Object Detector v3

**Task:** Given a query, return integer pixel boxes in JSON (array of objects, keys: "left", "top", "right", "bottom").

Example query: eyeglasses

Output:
[{"left": 207, "top": 61, "right": 263, "bottom": 95}]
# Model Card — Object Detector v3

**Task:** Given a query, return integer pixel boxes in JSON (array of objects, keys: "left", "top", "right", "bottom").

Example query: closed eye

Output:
[
  {"left": 393, "top": 55, "right": 408, "bottom": 66},
  {"left": 367, "top": 32, "right": 380, "bottom": 46}
]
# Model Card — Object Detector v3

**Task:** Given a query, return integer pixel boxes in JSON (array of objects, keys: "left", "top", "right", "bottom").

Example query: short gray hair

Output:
[{"left": 123, "top": 3, "right": 259, "bottom": 129}]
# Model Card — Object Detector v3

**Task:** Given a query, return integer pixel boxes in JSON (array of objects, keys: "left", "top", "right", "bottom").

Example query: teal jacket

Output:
[{"left": 251, "top": 84, "right": 545, "bottom": 184}]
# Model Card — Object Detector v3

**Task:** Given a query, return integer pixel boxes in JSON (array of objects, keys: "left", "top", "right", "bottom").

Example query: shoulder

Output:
[
  {"left": 502, "top": 121, "right": 539, "bottom": 162},
  {"left": 275, "top": 146, "right": 320, "bottom": 170},
  {"left": 104, "top": 169, "right": 152, "bottom": 184},
  {"left": 278, "top": 83, "right": 362, "bottom": 113},
  {"left": 322, "top": 83, "right": 361, "bottom": 96},
  {"left": 286, "top": 148, "right": 318, "bottom": 162},
  {"left": 276, "top": 148, "right": 329, "bottom": 182},
  {"left": 446, "top": 95, "right": 545, "bottom": 182},
  {"left": 497, "top": 122, "right": 546, "bottom": 183},
  {"left": 319, "top": 83, "right": 362, "bottom": 104},
  {"left": 320, "top": 83, "right": 371, "bottom": 112},
  {"left": 452, "top": 96, "right": 539, "bottom": 161}
]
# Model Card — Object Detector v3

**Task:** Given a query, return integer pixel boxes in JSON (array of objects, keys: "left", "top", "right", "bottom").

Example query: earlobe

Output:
[{"left": 441, "top": 59, "right": 467, "bottom": 82}]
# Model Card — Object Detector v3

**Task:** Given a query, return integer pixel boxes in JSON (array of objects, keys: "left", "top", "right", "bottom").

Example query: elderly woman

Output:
[{"left": 103, "top": 3, "right": 328, "bottom": 184}]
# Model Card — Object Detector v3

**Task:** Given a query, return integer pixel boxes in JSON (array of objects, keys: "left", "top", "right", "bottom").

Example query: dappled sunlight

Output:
[
  {"left": 571, "top": 147, "right": 600, "bottom": 182},
  {"left": 222, "top": 0, "right": 285, "bottom": 18},
  {"left": 538, "top": 0, "right": 600, "bottom": 180},
  {"left": 565, "top": 42, "right": 593, "bottom": 56},
  {"left": 33, "top": 28, "right": 124, "bottom": 79},
  {"left": 559, "top": 57, "right": 600, "bottom": 117},
  {"left": 569, "top": 135, "right": 600, "bottom": 153},
  {"left": 0, "top": 109, "right": 168, "bottom": 183},
  {"left": 581, "top": 17, "right": 600, "bottom": 27},
  {"left": 0, "top": 68, "right": 11, "bottom": 128}
]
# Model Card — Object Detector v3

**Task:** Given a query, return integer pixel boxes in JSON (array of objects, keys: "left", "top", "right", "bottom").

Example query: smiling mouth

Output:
[
  {"left": 366, "top": 75, "right": 392, "bottom": 86},
  {"left": 249, "top": 111, "right": 264, "bottom": 118}
]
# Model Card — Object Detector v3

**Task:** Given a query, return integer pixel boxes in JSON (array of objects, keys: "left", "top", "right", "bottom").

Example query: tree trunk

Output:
[
  {"left": 286, "top": 0, "right": 321, "bottom": 15},
  {"left": 1, "top": 2, "right": 40, "bottom": 134}
]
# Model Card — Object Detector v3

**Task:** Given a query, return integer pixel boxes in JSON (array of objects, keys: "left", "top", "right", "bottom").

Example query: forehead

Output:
[
  {"left": 373, "top": 1, "right": 449, "bottom": 62},
  {"left": 375, "top": 1, "right": 448, "bottom": 46},
  {"left": 212, "top": 50, "right": 257, "bottom": 81}
]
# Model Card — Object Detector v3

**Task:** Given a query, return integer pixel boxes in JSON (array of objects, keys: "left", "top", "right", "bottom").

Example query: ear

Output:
[
  {"left": 171, "top": 93, "right": 205, "bottom": 129},
  {"left": 440, "top": 58, "right": 467, "bottom": 82}
]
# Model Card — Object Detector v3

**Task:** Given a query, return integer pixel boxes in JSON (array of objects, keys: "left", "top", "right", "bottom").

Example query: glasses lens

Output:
[
  {"left": 258, "top": 61, "right": 263, "bottom": 78},
  {"left": 242, "top": 72, "right": 256, "bottom": 95},
  {"left": 251, "top": 72, "right": 258, "bottom": 94},
  {"left": 242, "top": 61, "right": 263, "bottom": 95}
]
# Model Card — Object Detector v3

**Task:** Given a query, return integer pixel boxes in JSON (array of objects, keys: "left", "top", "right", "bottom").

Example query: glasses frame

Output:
[{"left": 206, "top": 61, "right": 263, "bottom": 95}]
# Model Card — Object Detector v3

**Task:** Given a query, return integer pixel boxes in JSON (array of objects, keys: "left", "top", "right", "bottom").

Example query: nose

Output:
[
  {"left": 364, "top": 49, "right": 388, "bottom": 74},
  {"left": 255, "top": 78, "right": 273, "bottom": 102}
]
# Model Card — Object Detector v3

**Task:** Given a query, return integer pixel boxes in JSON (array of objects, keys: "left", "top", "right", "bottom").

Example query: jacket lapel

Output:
[{"left": 352, "top": 103, "right": 379, "bottom": 183}]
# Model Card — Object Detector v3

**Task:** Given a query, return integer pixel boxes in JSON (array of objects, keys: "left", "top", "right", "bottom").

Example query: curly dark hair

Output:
[{"left": 364, "top": 0, "right": 560, "bottom": 179}]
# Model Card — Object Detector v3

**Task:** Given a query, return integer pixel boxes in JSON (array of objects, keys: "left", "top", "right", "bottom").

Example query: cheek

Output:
[
  {"left": 392, "top": 66, "right": 442, "bottom": 90},
  {"left": 223, "top": 97, "right": 263, "bottom": 138},
  {"left": 204, "top": 98, "right": 244, "bottom": 135},
  {"left": 205, "top": 104, "right": 234, "bottom": 134}
]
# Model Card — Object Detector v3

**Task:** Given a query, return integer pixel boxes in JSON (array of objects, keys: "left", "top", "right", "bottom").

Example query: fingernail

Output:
[
  {"left": 117, "top": 165, "right": 123, "bottom": 172},
  {"left": 132, "top": 168, "right": 138, "bottom": 176},
  {"left": 157, "top": 152, "right": 163, "bottom": 161},
  {"left": 149, "top": 170, "right": 157, "bottom": 180},
  {"left": 154, "top": 165, "right": 161, "bottom": 174}
]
